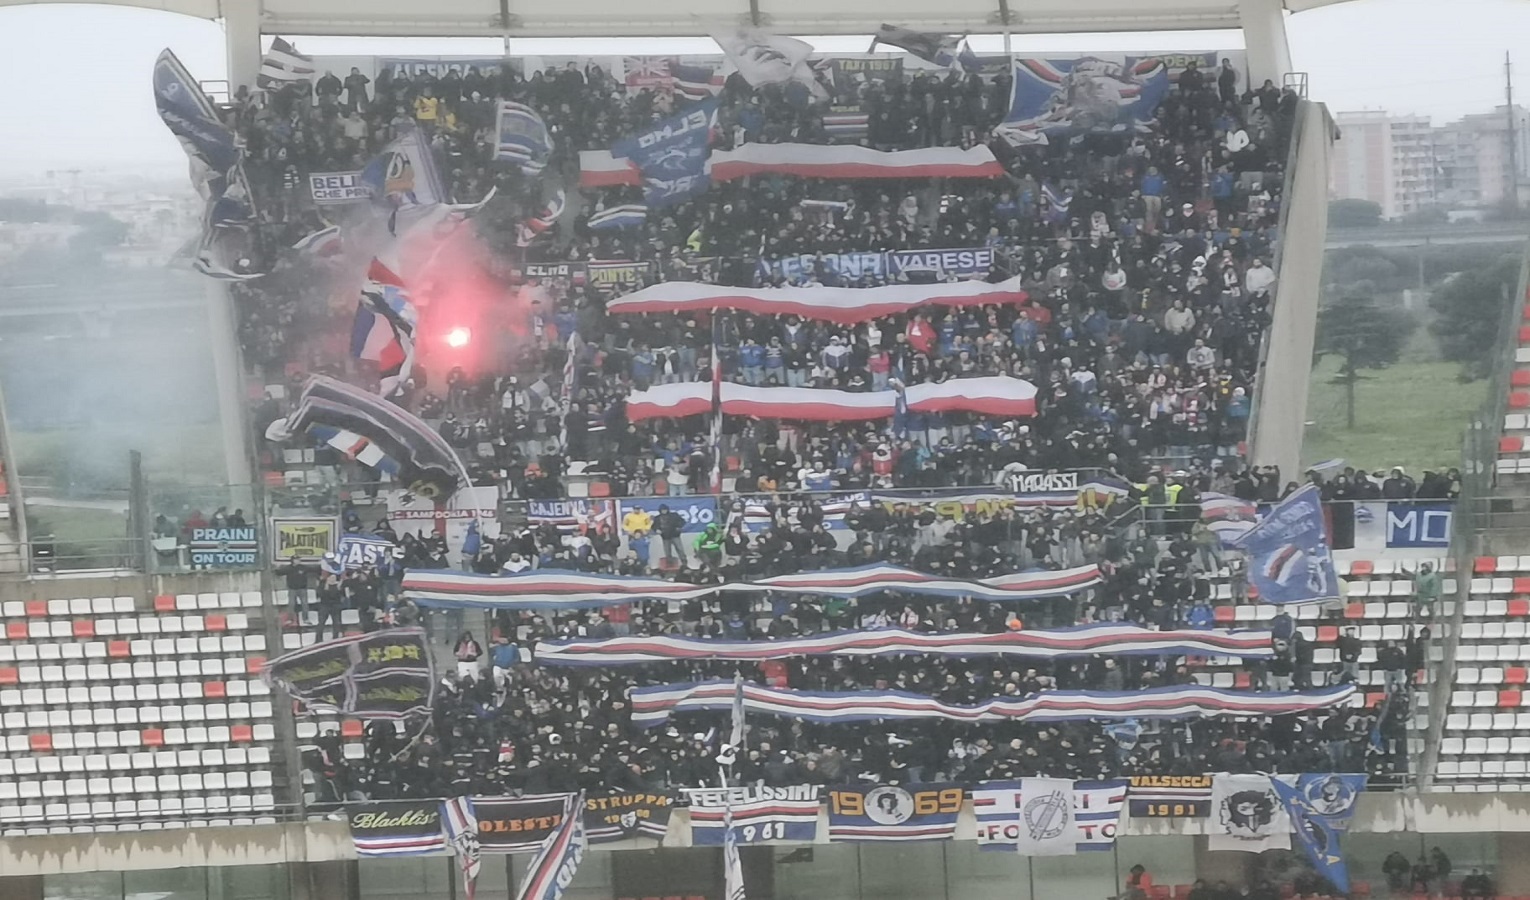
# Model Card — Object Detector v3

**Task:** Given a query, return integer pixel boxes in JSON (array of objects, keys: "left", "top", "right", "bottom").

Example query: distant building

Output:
[{"left": 1330, "top": 105, "right": 1530, "bottom": 218}]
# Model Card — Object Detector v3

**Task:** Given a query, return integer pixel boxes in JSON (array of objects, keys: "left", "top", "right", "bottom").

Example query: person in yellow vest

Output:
[{"left": 412, "top": 89, "right": 439, "bottom": 132}]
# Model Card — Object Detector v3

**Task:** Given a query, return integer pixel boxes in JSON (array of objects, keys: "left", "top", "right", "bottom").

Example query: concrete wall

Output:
[
  {"left": 1250, "top": 100, "right": 1335, "bottom": 481},
  {"left": 0, "top": 570, "right": 262, "bottom": 604},
  {"left": 6, "top": 792, "right": 1530, "bottom": 879}
]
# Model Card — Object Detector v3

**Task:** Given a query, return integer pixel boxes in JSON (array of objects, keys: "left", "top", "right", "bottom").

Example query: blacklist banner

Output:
[
  {"left": 347, "top": 799, "right": 447, "bottom": 856},
  {"left": 262, "top": 627, "right": 434, "bottom": 719},
  {"left": 474, "top": 794, "right": 574, "bottom": 853},
  {"left": 583, "top": 791, "right": 675, "bottom": 843}
]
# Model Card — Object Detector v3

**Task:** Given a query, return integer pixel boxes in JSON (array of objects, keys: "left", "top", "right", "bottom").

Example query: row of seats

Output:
[
  {"left": 1, "top": 796, "right": 279, "bottom": 825},
  {"left": 1, "top": 770, "right": 276, "bottom": 800},
  {"left": 0, "top": 593, "right": 262, "bottom": 618},
  {"left": 1, "top": 637, "right": 266, "bottom": 666},
  {"left": 1339, "top": 558, "right": 1448, "bottom": 575},
  {"left": 0, "top": 655, "right": 267, "bottom": 685},
  {"left": 1, "top": 678, "right": 269, "bottom": 710},
  {"left": 2, "top": 723, "right": 277, "bottom": 753},
  {"left": 0, "top": 746, "right": 272, "bottom": 774},
  {"left": 1, "top": 613, "right": 256, "bottom": 642},
  {"left": 1, "top": 699, "right": 274, "bottom": 730}
]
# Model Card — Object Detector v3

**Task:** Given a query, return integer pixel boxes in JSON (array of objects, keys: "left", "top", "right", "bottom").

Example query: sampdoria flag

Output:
[
  {"left": 625, "top": 378, "right": 1040, "bottom": 423},
  {"left": 495, "top": 102, "right": 554, "bottom": 175},
  {"left": 1043, "top": 182, "right": 1072, "bottom": 223},
  {"left": 869, "top": 24, "right": 978, "bottom": 70},
  {"left": 1201, "top": 491, "right": 1258, "bottom": 546},
  {"left": 580, "top": 143, "right": 1002, "bottom": 188},
  {"left": 257, "top": 37, "right": 315, "bottom": 87},
  {"left": 673, "top": 62, "right": 726, "bottom": 101},
  {"left": 351, "top": 258, "right": 419, "bottom": 397},
  {"left": 606, "top": 276, "right": 1025, "bottom": 324},
  {"left": 587, "top": 203, "right": 648, "bottom": 230},
  {"left": 517, "top": 188, "right": 567, "bottom": 246},
  {"left": 514, "top": 793, "right": 588, "bottom": 900},
  {"left": 443, "top": 797, "right": 482, "bottom": 900},
  {"left": 711, "top": 27, "right": 822, "bottom": 98}
]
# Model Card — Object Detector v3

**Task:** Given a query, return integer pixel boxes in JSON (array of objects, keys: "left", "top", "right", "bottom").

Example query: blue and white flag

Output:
[
  {"left": 351, "top": 258, "right": 419, "bottom": 397},
  {"left": 257, "top": 37, "right": 315, "bottom": 87},
  {"left": 442, "top": 797, "right": 482, "bottom": 900},
  {"left": 514, "top": 793, "right": 588, "bottom": 900},
  {"left": 995, "top": 56, "right": 1175, "bottom": 147},
  {"left": 1235, "top": 485, "right": 1339, "bottom": 604},
  {"left": 587, "top": 204, "right": 648, "bottom": 230},
  {"left": 1202, "top": 491, "right": 1258, "bottom": 546},
  {"left": 339, "top": 534, "right": 395, "bottom": 570},
  {"left": 1272, "top": 775, "right": 1366, "bottom": 893},
  {"left": 516, "top": 188, "right": 567, "bottom": 246},
  {"left": 611, "top": 99, "right": 719, "bottom": 209},
  {"left": 361, "top": 130, "right": 448, "bottom": 212},
  {"left": 869, "top": 25, "right": 979, "bottom": 71},
  {"left": 673, "top": 62, "right": 725, "bottom": 101},
  {"left": 1042, "top": 182, "right": 1071, "bottom": 224},
  {"left": 495, "top": 102, "right": 554, "bottom": 176},
  {"left": 154, "top": 49, "right": 259, "bottom": 281}
]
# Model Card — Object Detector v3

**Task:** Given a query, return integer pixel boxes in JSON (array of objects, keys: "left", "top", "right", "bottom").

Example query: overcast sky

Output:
[{"left": 0, "top": 0, "right": 1526, "bottom": 175}]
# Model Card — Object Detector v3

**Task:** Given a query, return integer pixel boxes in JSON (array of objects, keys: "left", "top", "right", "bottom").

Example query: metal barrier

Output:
[{"left": 1418, "top": 239, "right": 1530, "bottom": 789}]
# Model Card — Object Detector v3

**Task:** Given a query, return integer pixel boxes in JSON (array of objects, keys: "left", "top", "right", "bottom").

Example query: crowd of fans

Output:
[
  {"left": 232, "top": 51, "right": 1303, "bottom": 500},
  {"left": 220, "top": 50, "right": 1425, "bottom": 816}
]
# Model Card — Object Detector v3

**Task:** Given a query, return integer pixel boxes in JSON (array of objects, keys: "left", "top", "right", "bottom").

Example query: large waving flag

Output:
[
  {"left": 996, "top": 56, "right": 1173, "bottom": 147},
  {"left": 361, "top": 130, "right": 448, "bottom": 213},
  {"left": 535, "top": 625, "right": 1274, "bottom": 665},
  {"left": 1201, "top": 492, "right": 1258, "bottom": 546},
  {"left": 607, "top": 277, "right": 1026, "bottom": 323},
  {"left": 625, "top": 377, "right": 1038, "bottom": 422},
  {"left": 631, "top": 682, "right": 1357, "bottom": 728},
  {"left": 514, "top": 793, "right": 588, "bottom": 900},
  {"left": 495, "top": 102, "right": 554, "bottom": 175},
  {"left": 262, "top": 628, "right": 435, "bottom": 719},
  {"left": 587, "top": 203, "right": 648, "bottom": 230},
  {"left": 582, "top": 143, "right": 1002, "bottom": 187},
  {"left": 153, "top": 49, "right": 259, "bottom": 282},
  {"left": 267, "top": 375, "right": 468, "bottom": 498},
  {"left": 611, "top": 99, "right": 719, "bottom": 209},
  {"left": 403, "top": 563, "right": 1104, "bottom": 609},
  {"left": 516, "top": 188, "right": 567, "bottom": 247},
  {"left": 711, "top": 28, "right": 823, "bottom": 99},
  {"left": 1235, "top": 485, "right": 1339, "bottom": 604},
  {"left": 869, "top": 25, "right": 978, "bottom": 70},
  {"left": 1272, "top": 775, "right": 1366, "bottom": 892},
  {"left": 351, "top": 258, "right": 419, "bottom": 397},
  {"left": 442, "top": 797, "right": 482, "bottom": 900},
  {"left": 257, "top": 37, "right": 315, "bottom": 87}
]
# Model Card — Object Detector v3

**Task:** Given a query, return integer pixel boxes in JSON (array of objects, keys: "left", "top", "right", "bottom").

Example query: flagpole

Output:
[
  {"left": 709, "top": 311, "right": 724, "bottom": 495},
  {"left": 721, "top": 673, "right": 747, "bottom": 900}
]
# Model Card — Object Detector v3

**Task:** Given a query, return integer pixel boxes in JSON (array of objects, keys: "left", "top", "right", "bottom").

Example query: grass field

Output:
[{"left": 1300, "top": 329, "right": 1487, "bottom": 474}]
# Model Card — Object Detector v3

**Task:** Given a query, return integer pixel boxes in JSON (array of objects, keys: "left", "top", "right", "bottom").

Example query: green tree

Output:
[
  {"left": 1314, "top": 294, "right": 1418, "bottom": 428},
  {"left": 1328, "top": 199, "right": 1384, "bottom": 228},
  {"left": 1428, "top": 254, "right": 1520, "bottom": 380}
]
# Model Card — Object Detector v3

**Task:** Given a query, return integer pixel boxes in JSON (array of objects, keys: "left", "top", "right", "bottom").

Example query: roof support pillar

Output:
[
  {"left": 222, "top": 0, "right": 263, "bottom": 96},
  {"left": 1237, "top": 0, "right": 1293, "bottom": 89}
]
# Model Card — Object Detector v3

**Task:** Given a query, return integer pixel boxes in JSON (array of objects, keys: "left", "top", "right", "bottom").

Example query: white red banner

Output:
[
  {"left": 534, "top": 625, "right": 1275, "bottom": 665},
  {"left": 580, "top": 143, "right": 1003, "bottom": 187},
  {"left": 626, "top": 377, "right": 1038, "bottom": 422},
  {"left": 606, "top": 277, "right": 1028, "bottom": 324}
]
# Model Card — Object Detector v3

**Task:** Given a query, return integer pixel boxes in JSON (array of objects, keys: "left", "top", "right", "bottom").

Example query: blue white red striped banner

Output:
[
  {"left": 607, "top": 277, "right": 1028, "bottom": 325},
  {"left": 581, "top": 143, "right": 1002, "bottom": 187},
  {"left": 514, "top": 793, "right": 587, "bottom": 900},
  {"left": 534, "top": 625, "right": 1274, "bottom": 665},
  {"left": 630, "top": 682, "right": 1356, "bottom": 727},
  {"left": 403, "top": 563, "right": 1103, "bottom": 609}
]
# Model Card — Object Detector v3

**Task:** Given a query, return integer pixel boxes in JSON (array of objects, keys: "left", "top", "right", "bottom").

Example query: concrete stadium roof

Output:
[{"left": 3, "top": 0, "right": 1357, "bottom": 37}]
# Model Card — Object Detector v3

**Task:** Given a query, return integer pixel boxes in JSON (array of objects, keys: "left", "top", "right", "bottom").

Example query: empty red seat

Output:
[
  {"left": 153, "top": 595, "right": 176, "bottom": 612},
  {"left": 588, "top": 481, "right": 612, "bottom": 498},
  {"left": 0, "top": 668, "right": 18, "bottom": 685},
  {"left": 1344, "top": 603, "right": 1365, "bottom": 619},
  {"left": 1501, "top": 690, "right": 1523, "bottom": 707},
  {"left": 5, "top": 622, "right": 25, "bottom": 641},
  {"left": 28, "top": 733, "right": 52, "bottom": 752},
  {"left": 24, "top": 601, "right": 46, "bottom": 617},
  {"left": 1511, "top": 591, "right": 1530, "bottom": 609},
  {"left": 1503, "top": 436, "right": 1525, "bottom": 453},
  {"left": 1234, "top": 672, "right": 1252, "bottom": 689},
  {"left": 231, "top": 725, "right": 254, "bottom": 743},
  {"left": 1509, "top": 667, "right": 1529, "bottom": 685},
  {"left": 72, "top": 620, "right": 94, "bottom": 639},
  {"left": 1317, "top": 625, "right": 1339, "bottom": 643},
  {"left": 1513, "top": 371, "right": 1530, "bottom": 388},
  {"left": 1366, "top": 692, "right": 1385, "bottom": 708},
  {"left": 1520, "top": 325, "right": 1530, "bottom": 343},
  {"left": 1349, "top": 560, "right": 1375, "bottom": 577},
  {"left": 141, "top": 729, "right": 164, "bottom": 747},
  {"left": 1475, "top": 556, "right": 1499, "bottom": 574},
  {"left": 205, "top": 614, "right": 227, "bottom": 632},
  {"left": 246, "top": 656, "right": 266, "bottom": 674},
  {"left": 1213, "top": 605, "right": 1236, "bottom": 623},
  {"left": 204, "top": 681, "right": 227, "bottom": 698},
  {"left": 107, "top": 640, "right": 131, "bottom": 658},
  {"left": 1510, "top": 393, "right": 1530, "bottom": 410},
  {"left": 341, "top": 720, "right": 364, "bottom": 738}
]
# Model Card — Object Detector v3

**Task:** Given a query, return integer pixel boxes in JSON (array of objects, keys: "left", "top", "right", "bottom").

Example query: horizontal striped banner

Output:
[
  {"left": 630, "top": 682, "right": 1357, "bottom": 727},
  {"left": 403, "top": 563, "right": 1103, "bottom": 610},
  {"left": 626, "top": 377, "right": 1038, "bottom": 422},
  {"left": 535, "top": 625, "right": 1274, "bottom": 665},
  {"left": 580, "top": 143, "right": 1004, "bottom": 188},
  {"left": 607, "top": 277, "right": 1028, "bottom": 324}
]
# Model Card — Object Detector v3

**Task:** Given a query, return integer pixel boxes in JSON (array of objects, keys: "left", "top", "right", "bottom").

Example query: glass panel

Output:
[
  {"left": 124, "top": 869, "right": 207, "bottom": 900},
  {"left": 943, "top": 842, "right": 1031, "bottom": 900},
  {"left": 1031, "top": 850, "right": 1117, "bottom": 900},
  {"left": 1117, "top": 836, "right": 1197, "bottom": 894},
  {"left": 214, "top": 865, "right": 287, "bottom": 900},
  {"left": 1346, "top": 832, "right": 1424, "bottom": 894},
  {"left": 772, "top": 844, "right": 859, "bottom": 900},
  {"left": 1423, "top": 834, "right": 1496, "bottom": 885},
  {"left": 508, "top": 849, "right": 613, "bottom": 900},
  {"left": 857, "top": 843, "right": 947, "bottom": 900},
  {"left": 45, "top": 872, "right": 123, "bottom": 900}
]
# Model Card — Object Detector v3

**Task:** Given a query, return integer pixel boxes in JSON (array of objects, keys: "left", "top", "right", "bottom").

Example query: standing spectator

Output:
[
  {"left": 454, "top": 631, "right": 483, "bottom": 680},
  {"left": 1337, "top": 627, "right": 1362, "bottom": 684},
  {"left": 655, "top": 505, "right": 686, "bottom": 565},
  {"left": 315, "top": 561, "right": 345, "bottom": 641}
]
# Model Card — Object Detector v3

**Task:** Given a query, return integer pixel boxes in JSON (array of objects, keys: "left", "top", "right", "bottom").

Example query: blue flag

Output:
[
  {"left": 1271, "top": 775, "right": 1366, "bottom": 893},
  {"left": 1234, "top": 485, "right": 1338, "bottom": 604},
  {"left": 611, "top": 98, "right": 718, "bottom": 209}
]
